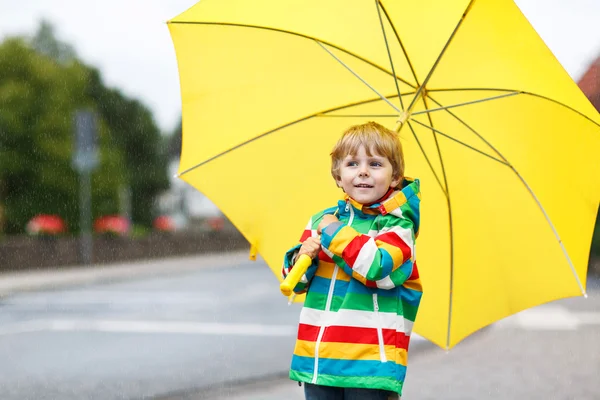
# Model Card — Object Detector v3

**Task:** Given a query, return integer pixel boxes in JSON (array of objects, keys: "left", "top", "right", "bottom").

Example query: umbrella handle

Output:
[{"left": 280, "top": 254, "right": 312, "bottom": 297}]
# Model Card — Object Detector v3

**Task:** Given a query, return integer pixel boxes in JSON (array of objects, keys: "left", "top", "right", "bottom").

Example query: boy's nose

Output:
[{"left": 358, "top": 170, "right": 369, "bottom": 177}]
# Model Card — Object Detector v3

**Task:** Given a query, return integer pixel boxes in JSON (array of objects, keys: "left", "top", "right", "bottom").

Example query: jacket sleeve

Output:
[
  {"left": 281, "top": 217, "right": 320, "bottom": 295},
  {"left": 320, "top": 216, "right": 415, "bottom": 290}
]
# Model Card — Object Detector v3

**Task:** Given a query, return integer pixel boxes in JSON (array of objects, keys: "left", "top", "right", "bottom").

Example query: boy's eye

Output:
[
  {"left": 370, "top": 161, "right": 382, "bottom": 167},
  {"left": 346, "top": 161, "right": 358, "bottom": 167}
]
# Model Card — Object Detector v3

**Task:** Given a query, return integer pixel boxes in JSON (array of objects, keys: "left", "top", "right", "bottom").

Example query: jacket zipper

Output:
[
  {"left": 373, "top": 293, "right": 387, "bottom": 363},
  {"left": 311, "top": 264, "right": 338, "bottom": 383},
  {"left": 312, "top": 205, "right": 354, "bottom": 383}
]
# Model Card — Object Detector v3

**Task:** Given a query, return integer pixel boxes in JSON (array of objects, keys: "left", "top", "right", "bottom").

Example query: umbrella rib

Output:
[
  {"left": 375, "top": 0, "right": 404, "bottom": 110},
  {"left": 412, "top": 92, "right": 520, "bottom": 116},
  {"left": 315, "top": 40, "right": 402, "bottom": 114},
  {"left": 416, "top": 96, "right": 456, "bottom": 350},
  {"left": 178, "top": 94, "right": 403, "bottom": 177},
  {"left": 406, "top": 0, "right": 475, "bottom": 113},
  {"left": 318, "top": 114, "right": 398, "bottom": 118},
  {"left": 178, "top": 92, "right": 446, "bottom": 203},
  {"left": 409, "top": 119, "right": 508, "bottom": 165},
  {"left": 429, "top": 88, "right": 600, "bottom": 128},
  {"left": 429, "top": 88, "right": 518, "bottom": 93},
  {"left": 316, "top": 106, "right": 452, "bottom": 197},
  {"left": 421, "top": 100, "right": 450, "bottom": 194},
  {"left": 405, "top": 120, "right": 447, "bottom": 197},
  {"left": 317, "top": 91, "right": 417, "bottom": 118},
  {"left": 169, "top": 21, "right": 417, "bottom": 90},
  {"left": 314, "top": 94, "right": 449, "bottom": 195},
  {"left": 377, "top": 1, "right": 421, "bottom": 87},
  {"left": 425, "top": 94, "right": 587, "bottom": 298}
]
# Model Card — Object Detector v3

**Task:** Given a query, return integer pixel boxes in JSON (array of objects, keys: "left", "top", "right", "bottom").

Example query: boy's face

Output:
[{"left": 336, "top": 145, "right": 400, "bottom": 204}]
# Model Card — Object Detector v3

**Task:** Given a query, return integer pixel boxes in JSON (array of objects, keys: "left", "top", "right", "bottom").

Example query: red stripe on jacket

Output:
[
  {"left": 408, "top": 262, "right": 419, "bottom": 280},
  {"left": 299, "top": 229, "right": 312, "bottom": 242},
  {"left": 342, "top": 234, "right": 371, "bottom": 268},
  {"left": 298, "top": 324, "right": 410, "bottom": 349},
  {"left": 376, "top": 231, "right": 412, "bottom": 263}
]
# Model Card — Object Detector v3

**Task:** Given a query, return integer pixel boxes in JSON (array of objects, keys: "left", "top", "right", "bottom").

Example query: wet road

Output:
[
  {"left": 0, "top": 258, "right": 301, "bottom": 400},
  {"left": 2, "top": 256, "right": 597, "bottom": 400}
]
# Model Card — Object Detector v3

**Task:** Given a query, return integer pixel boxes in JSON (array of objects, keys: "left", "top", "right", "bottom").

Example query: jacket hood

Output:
[{"left": 340, "top": 177, "right": 421, "bottom": 235}]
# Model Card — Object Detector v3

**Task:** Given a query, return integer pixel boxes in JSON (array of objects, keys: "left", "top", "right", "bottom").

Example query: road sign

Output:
[
  {"left": 72, "top": 110, "right": 99, "bottom": 173},
  {"left": 72, "top": 109, "right": 98, "bottom": 264}
]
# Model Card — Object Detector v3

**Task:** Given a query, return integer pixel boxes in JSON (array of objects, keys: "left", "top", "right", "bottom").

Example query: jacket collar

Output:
[{"left": 340, "top": 177, "right": 420, "bottom": 216}]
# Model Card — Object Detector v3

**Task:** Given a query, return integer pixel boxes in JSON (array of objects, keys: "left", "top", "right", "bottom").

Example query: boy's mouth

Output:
[{"left": 354, "top": 184, "right": 374, "bottom": 188}]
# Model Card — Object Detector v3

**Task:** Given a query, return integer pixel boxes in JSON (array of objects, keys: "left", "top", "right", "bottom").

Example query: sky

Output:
[{"left": 0, "top": 0, "right": 599, "bottom": 133}]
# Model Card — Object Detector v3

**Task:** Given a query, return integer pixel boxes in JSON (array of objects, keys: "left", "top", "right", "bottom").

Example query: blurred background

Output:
[
  {"left": 0, "top": 1, "right": 243, "bottom": 270},
  {"left": 0, "top": 1, "right": 599, "bottom": 399},
  {"left": 0, "top": 0, "right": 599, "bottom": 265},
  {"left": 0, "top": 0, "right": 599, "bottom": 267}
]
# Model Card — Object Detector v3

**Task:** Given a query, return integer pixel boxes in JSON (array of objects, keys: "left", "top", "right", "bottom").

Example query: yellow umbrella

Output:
[{"left": 167, "top": 0, "right": 600, "bottom": 349}]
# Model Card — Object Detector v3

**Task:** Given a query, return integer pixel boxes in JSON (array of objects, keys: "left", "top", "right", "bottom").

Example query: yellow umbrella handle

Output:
[{"left": 280, "top": 254, "right": 312, "bottom": 297}]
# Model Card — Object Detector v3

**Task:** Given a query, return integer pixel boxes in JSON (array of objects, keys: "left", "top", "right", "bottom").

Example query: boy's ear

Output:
[{"left": 390, "top": 175, "right": 402, "bottom": 188}]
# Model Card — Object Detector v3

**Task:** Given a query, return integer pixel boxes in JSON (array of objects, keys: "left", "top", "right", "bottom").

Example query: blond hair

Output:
[{"left": 330, "top": 121, "right": 405, "bottom": 188}]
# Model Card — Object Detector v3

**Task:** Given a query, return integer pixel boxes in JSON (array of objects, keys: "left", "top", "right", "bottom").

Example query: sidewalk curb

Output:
[{"left": 0, "top": 250, "right": 252, "bottom": 297}]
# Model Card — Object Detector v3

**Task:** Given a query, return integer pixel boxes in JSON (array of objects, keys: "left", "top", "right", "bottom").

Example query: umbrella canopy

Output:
[{"left": 168, "top": 0, "right": 600, "bottom": 348}]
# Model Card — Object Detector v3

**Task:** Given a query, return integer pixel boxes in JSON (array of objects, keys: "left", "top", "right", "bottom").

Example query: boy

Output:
[{"left": 282, "top": 121, "right": 422, "bottom": 399}]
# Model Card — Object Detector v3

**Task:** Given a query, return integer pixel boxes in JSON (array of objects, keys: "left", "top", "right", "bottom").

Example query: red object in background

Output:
[
  {"left": 207, "top": 216, "right": 224, "bottom": 231},
  {"left": 94, "top": 215, "right": 130, "bottom": 236},
  {"left": 153, "top": 215, "right": 175, "bottom": 232},
  {"left": 26, "top": 214, "right": 67, "bottom": 235},
  {"left": 577, "top": 56, "right": 600, "bottom": 111}
]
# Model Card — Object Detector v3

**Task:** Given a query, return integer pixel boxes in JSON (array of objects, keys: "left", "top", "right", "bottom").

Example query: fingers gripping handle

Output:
[{"left": 280, "top": 254, "right": 312, "bottom": 297}]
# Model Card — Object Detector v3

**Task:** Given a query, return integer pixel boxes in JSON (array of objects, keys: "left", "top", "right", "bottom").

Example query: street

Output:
[
  {"left": 0, "top": 254, "right": 300, "bottom": 400},
  {"left": 0, "top": 254, "right": 599, "bottom": 399},
  {"left": 214, "top": 279, "right": 600, "bottom": 400}
]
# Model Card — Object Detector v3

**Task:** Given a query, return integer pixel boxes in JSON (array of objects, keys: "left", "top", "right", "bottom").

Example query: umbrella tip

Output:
[
  {"left": 173, "top": 173, "right": 180, "bottom": 179},
  {"left": 583, "top": 291, "right": 588, "bottom": 299},
  {"left": 249, "top": 244, "right": 258, "bottom": 261}
]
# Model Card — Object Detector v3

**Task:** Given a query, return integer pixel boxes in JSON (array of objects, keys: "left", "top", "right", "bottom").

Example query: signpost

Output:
[{"left": 72, "top": 110, "right": 99, "bottom": 265}]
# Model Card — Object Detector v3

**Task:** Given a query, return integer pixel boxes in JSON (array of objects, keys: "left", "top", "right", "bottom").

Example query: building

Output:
[
  {"left": 577, "top": 55, "right": 600, "bottom": 110},
  {"left": 156, "top": 125, "right": 222, "bottom": 230}
]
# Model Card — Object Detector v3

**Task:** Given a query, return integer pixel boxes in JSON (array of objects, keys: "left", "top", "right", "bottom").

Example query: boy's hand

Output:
[
  {"left": 317, "top": 214, "right": 339, "bottom": 234},
  {"left": 298, "top": 236, "right": 321, "bottom": 260}
]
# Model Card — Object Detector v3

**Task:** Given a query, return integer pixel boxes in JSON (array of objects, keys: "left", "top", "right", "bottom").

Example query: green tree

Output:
[
  {"left": 31, "top": 19, "right": 76, "bottom": 65},
  {"left": 0, "top": 21, "right": 169, "bottom": 234},
  {"left": 0, "top": 38, "right": 127, "bottom": 234},
  {"left": 87, "top": 69, "right": 170, "bottom": 227},
  {"left": 167, "top": 120, "right": 182, "bottom": 159},
  {"left": 592, "top": 209, "right": 600, "bottom": 258}
]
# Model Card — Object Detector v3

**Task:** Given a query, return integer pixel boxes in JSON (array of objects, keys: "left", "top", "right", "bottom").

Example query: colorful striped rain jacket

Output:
[{"left": 282, "top": 178, "right": 422, "bottom": 395}]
